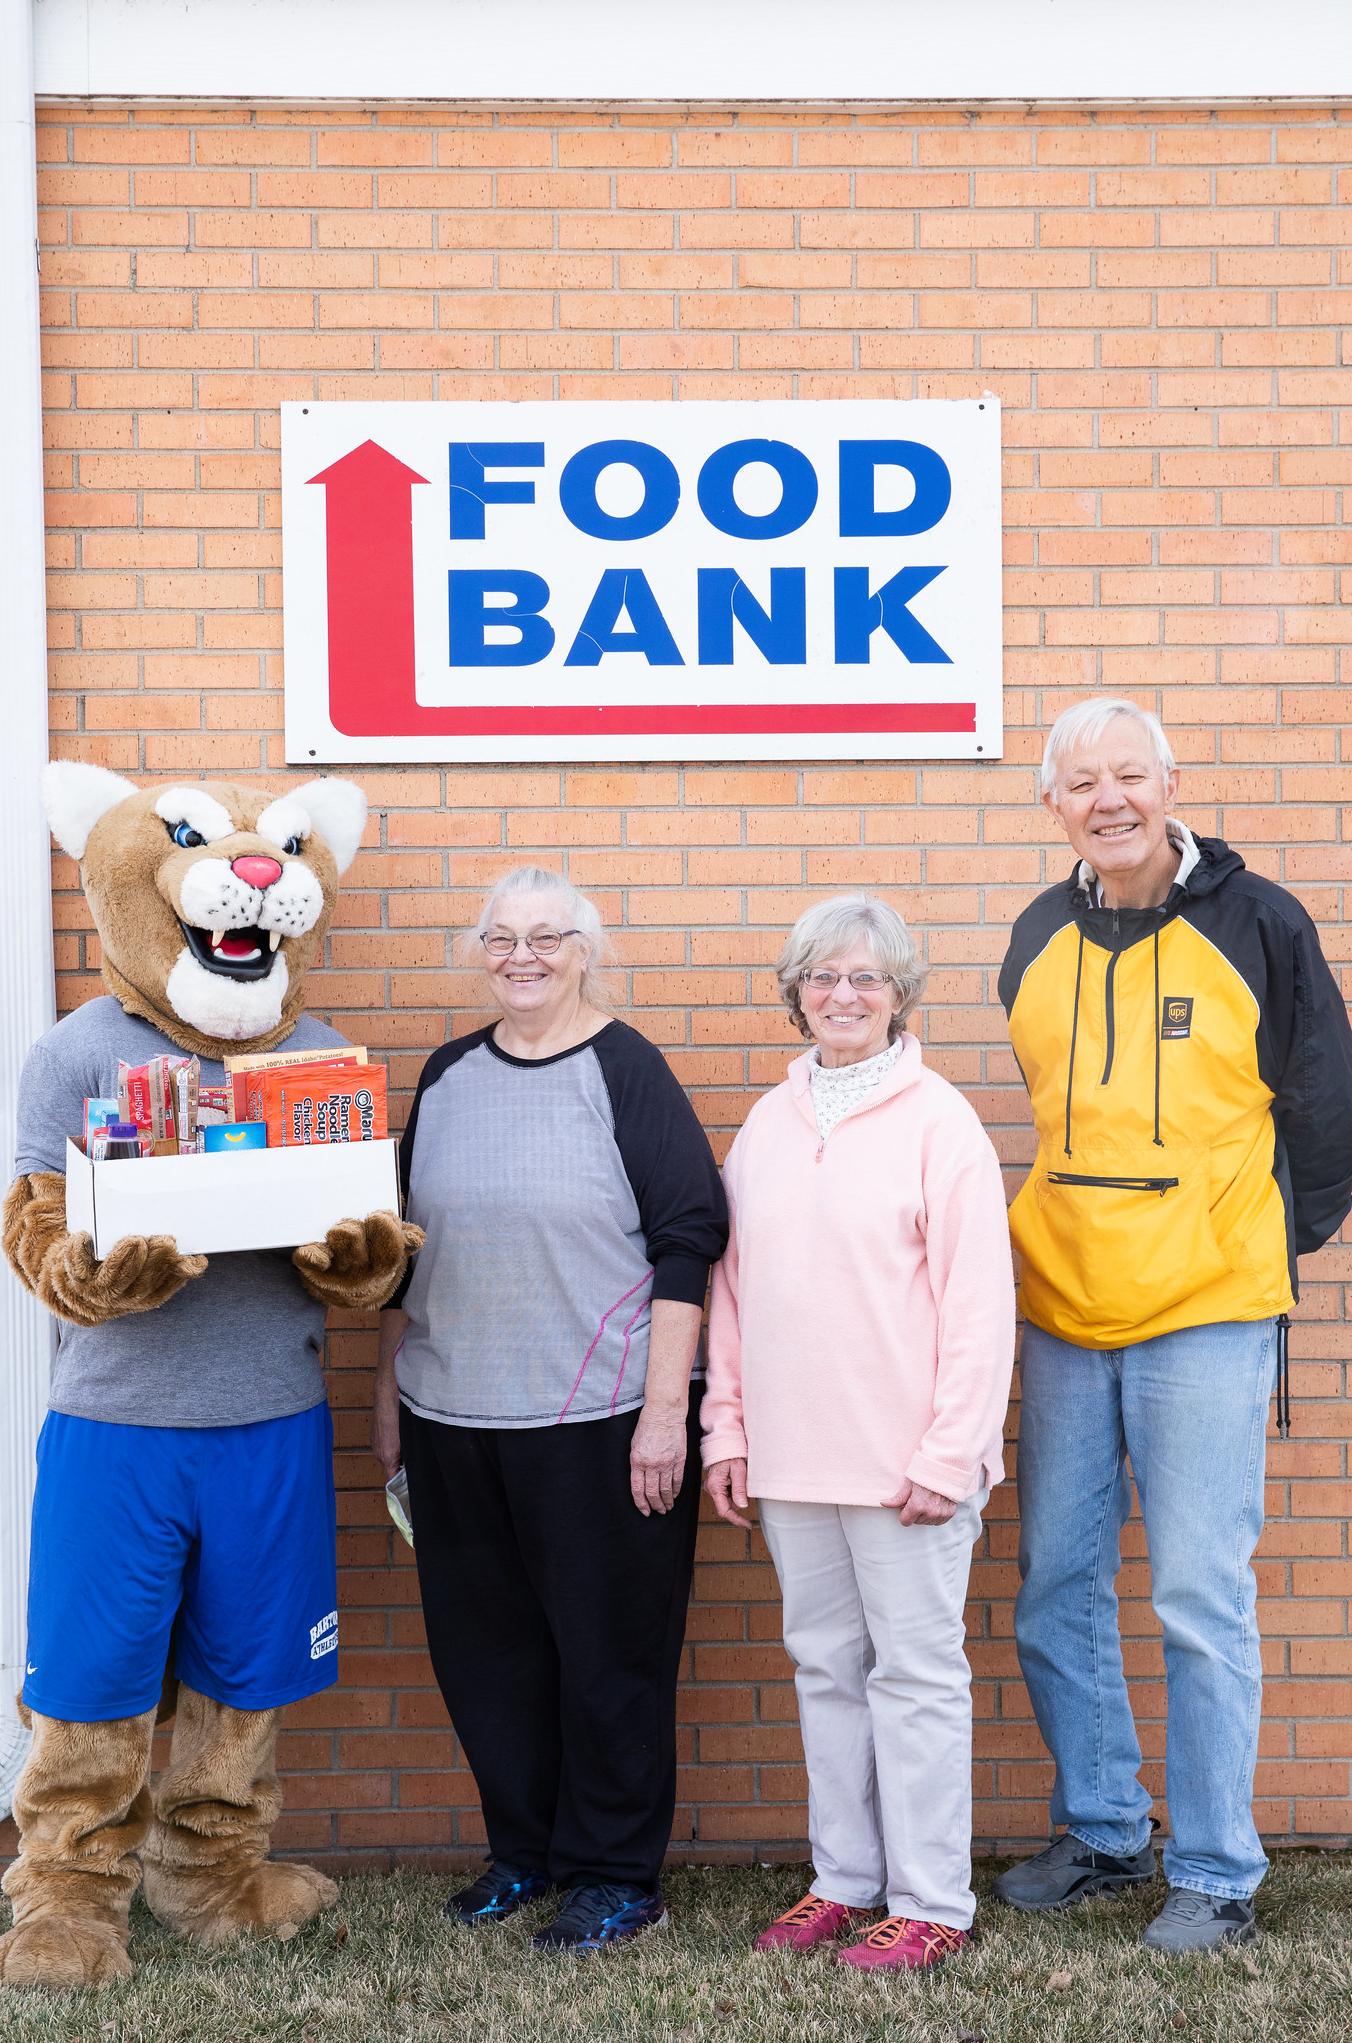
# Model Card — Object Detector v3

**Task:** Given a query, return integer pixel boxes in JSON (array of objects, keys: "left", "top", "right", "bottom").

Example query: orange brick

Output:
[
  {"left": 70, "top": 208, "right": 191, "bottom": 245},
  {"left": 436, "top": 130, "right": 553, "bottom": 169},
  {"left": 618, "top": 335, "right": 733, "bottom": 370},
  {"left": 195, "top": 210, "right": 314, "bottom": 248},
  {"left": 72, "top": 126, "right": 192, "bottom": 166},
  {"left": 38, "top": 168, "right": 132, "bottom": 206},
  {"left": 558, "top": 131, "right": 673, "bottom": 169},
  {"left": 678, "top": 131, "right": 793, "bottom": 169},
  {"left": 195, "top": 128, "right": 315, "bottom": 166},
  {"left": 254, "top": 171, "right": 374, "bottom": 208},
  {"left": 1036, "top": 127, "right": 1154, "bottom": 166},
  {"left": 1216, "top": 167, "right": 1333, "bottom": 204},
  {"left": 561, "top": 211, "right": 677, "bottom": 249},
  {"left": 560, "top": 291, "right": 675, "bottom": 329}
]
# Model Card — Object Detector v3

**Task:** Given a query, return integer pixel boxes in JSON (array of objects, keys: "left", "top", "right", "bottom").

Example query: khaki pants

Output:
[{"left": 759, "top": 1491, "right": 986, "bottom": 1930}]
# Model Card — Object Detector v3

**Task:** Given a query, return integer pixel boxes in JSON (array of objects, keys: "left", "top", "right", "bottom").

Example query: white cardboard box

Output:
[{"left": 65, "top": 1136, "right": 401, "bottom": 1257}]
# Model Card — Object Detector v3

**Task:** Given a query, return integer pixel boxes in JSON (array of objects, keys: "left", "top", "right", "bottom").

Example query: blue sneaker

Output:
[
  {"left": 444, "top": 1860, "right": 551, "bottom": 1924},
  {"left": 532, "top": 1880, "right": 668, "bottom": 1952}
]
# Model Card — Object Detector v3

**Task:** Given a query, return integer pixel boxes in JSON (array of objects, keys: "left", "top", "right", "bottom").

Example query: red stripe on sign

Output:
[{"left": 338, "top": 701, "right": 978, "bottom": 738}]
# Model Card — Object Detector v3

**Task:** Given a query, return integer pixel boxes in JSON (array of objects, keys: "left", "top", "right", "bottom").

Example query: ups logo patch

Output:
[{"left": 1161, "top": 996, "right": 1194, "bottom": 1040}]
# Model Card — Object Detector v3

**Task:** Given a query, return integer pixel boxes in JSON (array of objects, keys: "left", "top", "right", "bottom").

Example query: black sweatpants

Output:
[{"left": 400, "top": 1389, "right": 700, "bottom": 1890}]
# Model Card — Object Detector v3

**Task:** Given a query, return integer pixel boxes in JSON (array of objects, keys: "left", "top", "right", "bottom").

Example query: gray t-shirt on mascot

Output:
[{"left": 14, "top": 995, "right": 346, "bottom": 1429}]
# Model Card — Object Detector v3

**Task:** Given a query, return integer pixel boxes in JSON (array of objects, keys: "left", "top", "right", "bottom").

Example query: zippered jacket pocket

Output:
[
  {"left": 1044, "top": 1172, "right": 1178, "bottom": 1196},
  {"left": 1011, "top": 1155, "right": 1231, "bottom": 1336}
]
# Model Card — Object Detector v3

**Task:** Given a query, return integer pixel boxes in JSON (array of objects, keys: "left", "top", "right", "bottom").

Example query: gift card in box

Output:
[{"left": 64, "top": 1137, "right": 400, "bottom": 1258}]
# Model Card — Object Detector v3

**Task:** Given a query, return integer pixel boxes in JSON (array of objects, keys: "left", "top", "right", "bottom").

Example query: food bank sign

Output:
[{"left": 282, "top": 399, "right": 1002, "bottom": 764}]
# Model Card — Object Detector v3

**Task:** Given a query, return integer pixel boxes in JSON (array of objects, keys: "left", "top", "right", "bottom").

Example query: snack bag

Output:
[
  {"left": 385, "top": 1468, "right": 414, "bottom": 1549},
  {"left": 173, "top": 1057, "right": 200, "bottom": 1155},
  {"left": 117, "top": 1061, "right": 154, "bottom": 1133},
  {"left": 194, "top": 1083, "right": 232, "bottom": 1153}
]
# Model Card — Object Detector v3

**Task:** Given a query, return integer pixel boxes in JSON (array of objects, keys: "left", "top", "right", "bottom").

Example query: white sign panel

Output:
[{"left": 282, "top": 400, "right": 1002, "bottom": 764}]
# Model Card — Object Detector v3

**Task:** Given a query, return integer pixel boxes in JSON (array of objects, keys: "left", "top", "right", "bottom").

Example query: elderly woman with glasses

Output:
[
  {"left": 702, "top": 894, "right": 1014, "bottom": 1974},
  {"left": 372, "top": 866, "right": 727, "bottom": 1953}
]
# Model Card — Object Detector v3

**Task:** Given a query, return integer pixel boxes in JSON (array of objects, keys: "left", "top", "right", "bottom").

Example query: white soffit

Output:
[{"left": 33, "top": 0, "right": 1352, "bottom": 103}]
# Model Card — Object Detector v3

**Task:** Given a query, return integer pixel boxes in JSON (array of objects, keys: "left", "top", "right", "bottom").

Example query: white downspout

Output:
[{"left": 0, "top": 0, "right": 57, "bottom": 1816}]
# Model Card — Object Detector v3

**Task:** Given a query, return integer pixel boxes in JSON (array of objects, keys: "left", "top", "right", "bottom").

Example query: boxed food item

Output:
[
  {"left": 202, "top": 1122, "right": 268, "bottom": 1153},
  {"left": 83, "top": 1098, "right": 120, "bottom": 1152},
  {"left": 224, "top": 1045, "right": 367, "bottom": 1121},
  {"left": 238, "top": 1057, "right": 359, "bottom": 1130},
  {"left": 250, "top": 1064, "right": 388, "bottom": 1148},
  {"left": 196, "top": 1085, "right": 232, "bottom": 1136}
]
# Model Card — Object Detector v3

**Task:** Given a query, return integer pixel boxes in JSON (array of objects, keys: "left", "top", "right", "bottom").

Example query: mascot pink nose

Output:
[{"left": 231, "top": 854, "right": 283, "bottom": 890}]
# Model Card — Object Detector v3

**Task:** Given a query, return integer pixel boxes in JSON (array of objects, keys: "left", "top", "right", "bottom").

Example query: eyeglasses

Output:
[
  {"left": 800, "top": 969, "right": 895, "bottom": 992},
  {"left": 480, "top": 929, "right": 580, "bottom": 958}
]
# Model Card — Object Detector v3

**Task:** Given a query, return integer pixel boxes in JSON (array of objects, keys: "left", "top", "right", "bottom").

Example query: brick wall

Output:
[{"left": 21, "top": 100, "right": 1352, "bottom": 1864}]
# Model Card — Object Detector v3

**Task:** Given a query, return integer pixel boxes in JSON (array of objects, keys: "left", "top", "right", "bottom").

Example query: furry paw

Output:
[
  {"left": 232, "top": 1859, "right": 339, "bottom": 1939},
  {"left": 89, "top": 1232, "right": 209, "bottom": 1312},
  {"left": 148, "top": 1859, "right": 338, "bottom": 1947},
  {"left": 48, "top": 1228, "right": 207, "bottom": 1326},
  {"left": 0, "top": 1915, "right": 133, "bottom": 1990},
  {"left": 5, "top": 1172, "right": 206, "bottom": 1328},
  {"left": 291, "top": 1210, "right": 424, "bottom": 1311}
]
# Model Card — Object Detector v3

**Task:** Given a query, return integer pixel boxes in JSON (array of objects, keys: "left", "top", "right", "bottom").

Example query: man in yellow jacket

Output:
[{"left": 994, "top": 697, "right": 1352, "bottom": 1951}]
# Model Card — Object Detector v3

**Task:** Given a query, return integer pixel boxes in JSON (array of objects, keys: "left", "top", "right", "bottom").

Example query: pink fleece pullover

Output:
[{"left": 700, "top": 1034, "right": 1015, "bottom": 1508}]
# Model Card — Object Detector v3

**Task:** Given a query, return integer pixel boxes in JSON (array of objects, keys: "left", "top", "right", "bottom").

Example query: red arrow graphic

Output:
[
  {"left": 308, "top": 440, "right": 976, "bottom": 742},
  {"left": 308, "top": 440, "right": 431, "bottom": 738}
]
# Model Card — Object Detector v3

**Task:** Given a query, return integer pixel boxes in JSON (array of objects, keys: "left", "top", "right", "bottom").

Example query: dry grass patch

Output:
[{"left": 2, "top": 1854, "right": 1349, "bottom": 2043}]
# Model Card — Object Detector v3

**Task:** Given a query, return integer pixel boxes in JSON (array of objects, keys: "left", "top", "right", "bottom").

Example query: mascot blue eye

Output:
[
  {"left": 282, "top": 834, "right": 304, "bottom": 856},
  {"left": 168, "top": 820, "right": 206, "bottom": 850}
]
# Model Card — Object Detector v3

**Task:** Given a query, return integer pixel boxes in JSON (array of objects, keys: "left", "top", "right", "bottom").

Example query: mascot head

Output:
[{"left": 42, "top": 764, "right": 366, "bottom": 1057}]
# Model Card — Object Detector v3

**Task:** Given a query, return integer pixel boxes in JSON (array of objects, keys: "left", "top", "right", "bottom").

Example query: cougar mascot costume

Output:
[{"left": 1, "top": 764, "right": 422, "bottom": 1991}]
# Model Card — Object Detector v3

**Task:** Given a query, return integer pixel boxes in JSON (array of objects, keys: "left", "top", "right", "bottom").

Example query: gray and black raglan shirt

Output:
[{"left": 393, "top": 1021, "right": 728, "bottom": 1428}]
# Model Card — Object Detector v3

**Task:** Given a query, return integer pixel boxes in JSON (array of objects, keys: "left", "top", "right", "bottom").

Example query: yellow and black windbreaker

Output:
[{"left": 999, "top": 831, "right": 1352, "bottom": 1349}]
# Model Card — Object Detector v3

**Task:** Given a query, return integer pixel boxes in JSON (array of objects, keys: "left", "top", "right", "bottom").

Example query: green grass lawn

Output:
[{"left": 3, "top": 1855, "right": 1350, "bottom": 2043}]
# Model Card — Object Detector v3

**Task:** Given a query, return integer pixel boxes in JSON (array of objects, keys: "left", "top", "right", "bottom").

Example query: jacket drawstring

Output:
[
  {"left": 1152, "top": 923, "right": 1163, "bottom": 1148},
  {"left": 1063, "top": 927, "right": 1085, "bottom": 1158},
  {"left": 1275, "top": 1314, "right": 1291, "bottom": 1439}
]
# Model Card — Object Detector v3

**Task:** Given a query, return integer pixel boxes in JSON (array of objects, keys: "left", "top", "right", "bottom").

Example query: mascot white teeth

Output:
[{"left": 1, "top": 765, "right": 422, "bottom": 1992}]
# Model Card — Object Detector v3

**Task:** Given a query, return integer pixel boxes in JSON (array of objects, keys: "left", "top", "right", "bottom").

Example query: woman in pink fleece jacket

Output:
[{"left": 702, "top": 893, "right": 1015, "bottom": 1973}]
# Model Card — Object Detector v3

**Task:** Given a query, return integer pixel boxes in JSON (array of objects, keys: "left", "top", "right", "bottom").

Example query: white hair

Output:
[
  {"left": 775, "top": 894, "right": 928, "bottom": 1044},
  {"left": 469, "top": 865, "right": 614, "bottom": 1009},
  {"left": 1040, "top": 697, "right": 1176, "bottom": 798}
]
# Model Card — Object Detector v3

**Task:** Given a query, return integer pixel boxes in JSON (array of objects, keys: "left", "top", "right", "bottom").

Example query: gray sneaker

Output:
[
  {"left": 1142, "top": 1890, "right": 1257, "bottom": 1951},
  {"left": 993, "top": 1831, "right": 1156, "bottom": 1912}
]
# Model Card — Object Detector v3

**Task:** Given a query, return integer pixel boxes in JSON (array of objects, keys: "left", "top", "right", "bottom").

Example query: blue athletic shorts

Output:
[{"left": 23, "top": 1404, "right": 339, "bottom": 1722}]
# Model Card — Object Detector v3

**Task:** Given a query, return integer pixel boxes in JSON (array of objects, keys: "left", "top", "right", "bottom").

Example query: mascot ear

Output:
[
  {"left": 291, "top": 777, "right": 367, "bottom": 876},
  {"left": 41, "top": 761, "right": 140, "bottom": 860}
]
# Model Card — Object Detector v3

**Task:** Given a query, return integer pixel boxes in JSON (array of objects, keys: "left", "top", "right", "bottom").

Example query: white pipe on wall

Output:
[{"left": 0, "top": 0, "right": 56, "bottom": 1818}]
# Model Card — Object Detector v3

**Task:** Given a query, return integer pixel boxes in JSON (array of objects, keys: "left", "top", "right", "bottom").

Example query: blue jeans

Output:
[{"left": 1015, "top": 1318, "right": 1277, "bottom": 1900}]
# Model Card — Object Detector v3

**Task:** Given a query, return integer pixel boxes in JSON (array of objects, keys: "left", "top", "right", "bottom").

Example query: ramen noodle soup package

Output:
[{"left": 249, "top": 1063, "right": 388, "bottom": 1147}]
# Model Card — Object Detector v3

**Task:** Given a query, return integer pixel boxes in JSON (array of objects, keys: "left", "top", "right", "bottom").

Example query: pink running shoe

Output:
[
  {"left": 754, "top": 1892, "right": 873, "bottom": 1953},
  {"left": 838, "top": 1915, "right": 970, "bottom": 1972}
]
